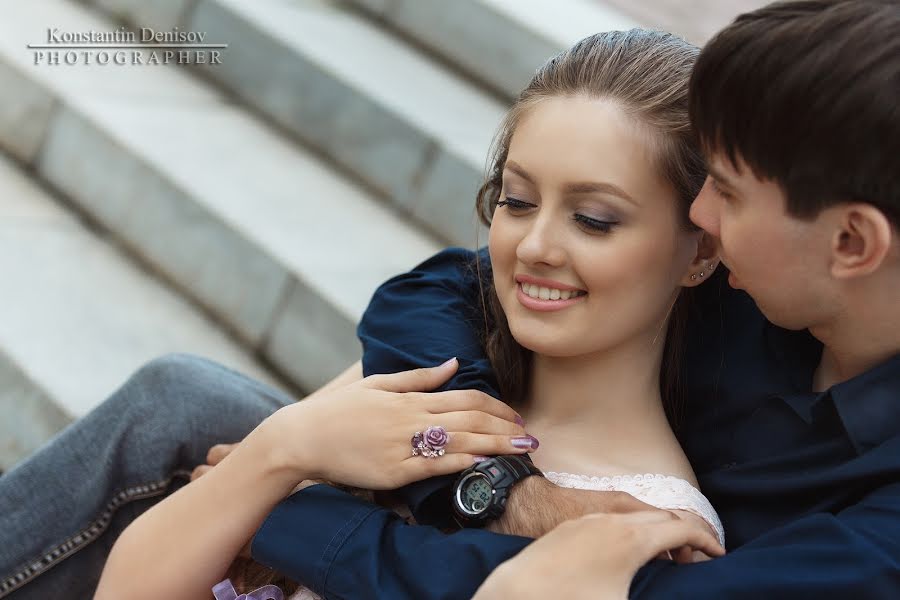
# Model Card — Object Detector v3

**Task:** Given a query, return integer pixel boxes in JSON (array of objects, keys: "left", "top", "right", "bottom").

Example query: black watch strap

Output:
[
  {"left": 493, "top": 455, "right": 543, "bottom": 481},
  {"left": 452, "top": 454, "right": 543, "bottom": 528}
]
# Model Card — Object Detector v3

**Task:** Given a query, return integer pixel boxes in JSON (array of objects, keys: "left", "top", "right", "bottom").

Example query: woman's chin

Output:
[{"left": 509, "top": 328, "right": 580, "bottom": 357}]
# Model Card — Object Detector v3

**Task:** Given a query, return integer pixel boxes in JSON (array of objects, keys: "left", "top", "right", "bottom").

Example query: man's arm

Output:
[
  {"left": 628, "top": 480, "right": 900, "bottom": 599},
  {"left": 356, "top": 246, "right": 499, "bottom": 525},
  {"left": 252, "top": 484, "right": 532, "bottom": 600}
]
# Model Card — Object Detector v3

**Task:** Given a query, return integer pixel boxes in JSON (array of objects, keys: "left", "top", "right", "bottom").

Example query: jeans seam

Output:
[{"left": 0, "top": 469, "right": 192, "bottom": 598}]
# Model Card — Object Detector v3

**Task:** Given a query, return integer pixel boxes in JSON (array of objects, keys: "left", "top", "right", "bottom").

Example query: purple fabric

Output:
[{"left": 213, "top": 578, "right": 284, "bottom": 600}]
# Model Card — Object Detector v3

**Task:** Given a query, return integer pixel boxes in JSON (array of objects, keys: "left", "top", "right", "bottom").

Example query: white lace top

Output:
[
  {"left": 284, "top": 472, "right": 724, "bottom": 600},
  {"left": 544, "top": 471, "right": 725, "bottom": 547}
]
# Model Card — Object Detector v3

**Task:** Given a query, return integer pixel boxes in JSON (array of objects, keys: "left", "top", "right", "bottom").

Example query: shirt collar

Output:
[
  {"left": 766, "top": 323, "right": 900, "bottom": 453},
  {"left": 830, "top": 353, "right": 900, "bottom": 454}
]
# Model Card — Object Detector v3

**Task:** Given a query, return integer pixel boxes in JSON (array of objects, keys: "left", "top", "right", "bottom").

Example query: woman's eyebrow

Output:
[
  {"left": 562, "top": 181, "right": 636, "bottom": 205},
  {"left": 504, "top": 161, "right": 536, "bottom": 184},
  {"left": 505, "top": 161, "right": 637, "bottom": 206}
]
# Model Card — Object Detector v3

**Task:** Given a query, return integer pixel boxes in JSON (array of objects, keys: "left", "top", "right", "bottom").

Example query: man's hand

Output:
[
  {"left": 474, "top": 511, "right": 725, "bottom": 600},
  {"left": 487, "top": 476, "right": 667, "bottom": 538}
]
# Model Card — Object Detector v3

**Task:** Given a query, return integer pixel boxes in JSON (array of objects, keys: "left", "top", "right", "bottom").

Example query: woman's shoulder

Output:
[{"left": 546, "top": 471, "right": 725, "bottom": 546}]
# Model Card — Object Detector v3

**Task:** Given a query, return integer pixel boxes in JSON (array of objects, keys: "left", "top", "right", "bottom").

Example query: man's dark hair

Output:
[{"left": 689, "top": 0, "right": 900, "bottom": 225}]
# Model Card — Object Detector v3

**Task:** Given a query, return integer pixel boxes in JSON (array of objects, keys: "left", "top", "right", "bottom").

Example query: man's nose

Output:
[{"left": 690, "top": 179, "right": 721, "bottom": 238}]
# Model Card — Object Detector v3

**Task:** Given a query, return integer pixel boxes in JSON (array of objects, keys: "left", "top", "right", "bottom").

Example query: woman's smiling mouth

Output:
[{"left": 516, "top": 282, "right": 588, "bottom": 311}]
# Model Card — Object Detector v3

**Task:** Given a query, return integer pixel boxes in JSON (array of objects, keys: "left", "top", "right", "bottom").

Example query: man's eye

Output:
[
  {"left": 496, "top": 198, "right": 532, "bottom": 211},
  {"left": 711, "top": 180, "right": 733, "bottom": 200}
]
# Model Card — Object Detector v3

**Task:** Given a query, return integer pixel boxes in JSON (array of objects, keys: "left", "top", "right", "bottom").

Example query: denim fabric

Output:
[{"left": 0, "top": 353, "right": 294, "bottom": 599}]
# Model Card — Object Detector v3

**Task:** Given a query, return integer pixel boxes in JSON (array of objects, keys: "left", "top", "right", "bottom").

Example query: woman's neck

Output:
[
  {"left": 521, "top": 335, "right": 666, "bottom": 427},
  {"left": 519, "top": 333, "right": 693, "bottom": 480}
]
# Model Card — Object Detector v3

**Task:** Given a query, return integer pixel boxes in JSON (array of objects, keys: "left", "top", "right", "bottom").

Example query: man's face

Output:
[{"left": 689, "top": 153, "right": 834, "bottom": 330}]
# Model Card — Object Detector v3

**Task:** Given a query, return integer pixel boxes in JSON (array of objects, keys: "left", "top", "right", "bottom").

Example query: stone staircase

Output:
[{"left": 0, "top": 0, "right": 651, "bottom": 469}]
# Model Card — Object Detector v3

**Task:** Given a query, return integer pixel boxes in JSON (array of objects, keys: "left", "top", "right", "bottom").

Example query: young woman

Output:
[{"left": 82, "top": 29, "right": 726, "bottom": 600}]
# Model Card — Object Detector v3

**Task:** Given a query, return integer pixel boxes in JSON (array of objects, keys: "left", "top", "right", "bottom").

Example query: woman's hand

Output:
[
  {"left": 190, "top": 443, "right": 238, "bottom": 482},
  {"left": 266, "top": 357, "right": 532, "bottom": 490},
  {"left": 473, "top": 510, "right": 725, "bottom": 600}
]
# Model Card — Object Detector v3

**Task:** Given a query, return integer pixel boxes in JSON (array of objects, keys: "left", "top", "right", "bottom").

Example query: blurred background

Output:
[{"left": 0, "top": 0, "right": 765, "bottom": 471}]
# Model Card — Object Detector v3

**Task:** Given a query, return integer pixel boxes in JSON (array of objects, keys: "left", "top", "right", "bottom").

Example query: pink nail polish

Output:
[
  {"left": 511, "top": 436, "right": 538, "bottom": 450},
  {"left": 473, "top": 456, "right": 488, "bottom": 463},
  {"left": 514, "top": 415, "right": 525, "bottom": 427},
  {"left": 439, "top": 357, "right": 457, "bottom": 367}
]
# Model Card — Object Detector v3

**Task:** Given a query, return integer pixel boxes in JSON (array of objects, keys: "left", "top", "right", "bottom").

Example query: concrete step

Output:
[
  {"left": 85, "top": 0, "right": 503, "bottom": 248},
  {"left": 347, "top": 0, "right": 639, "bottom": 100},
  {"left": 0, "top": 0, "right": 443, "bottom": 394},
  {"left": 0, "top": 154, "right": 285, "bottom": 470},
  {"left": 601, "top": 0, "right": 768, "bottom": 45}
]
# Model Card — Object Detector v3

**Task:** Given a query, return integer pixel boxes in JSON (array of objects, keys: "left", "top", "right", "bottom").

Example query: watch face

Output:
[{"left": 461, "top": 474, "right": 493, "bottom": 514}]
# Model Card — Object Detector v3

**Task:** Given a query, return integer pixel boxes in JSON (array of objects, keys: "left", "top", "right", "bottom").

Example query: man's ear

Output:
[
  {"left": 830, "top": 204, "right": 893, "bottom": 279},
  {"left": 680, "top": 231, "right": 720, "bottom": 287}
]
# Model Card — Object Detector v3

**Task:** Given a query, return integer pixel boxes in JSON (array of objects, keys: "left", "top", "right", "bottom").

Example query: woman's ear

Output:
[
  {"left": 680, "top": 231, "right": 721, "bottom": 287},
  {"left": 830, "top": 204, "right": 893, "bottom": 280}
]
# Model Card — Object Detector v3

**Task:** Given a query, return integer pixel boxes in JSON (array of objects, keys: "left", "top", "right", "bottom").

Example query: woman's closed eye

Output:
[
  {"left": 573, "top": 213, "right": 618, "bottom": 234},
  {"left": 497, "top": 198, "right": 619, "bottom": 234},
  {"left": 496, "top": 197, "right": 532, "bottom": 211}
]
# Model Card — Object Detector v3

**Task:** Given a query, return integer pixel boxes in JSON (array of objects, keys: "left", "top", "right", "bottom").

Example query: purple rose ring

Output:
[{"left": 411, "top": 425, "right": 450, "bottom": 458}]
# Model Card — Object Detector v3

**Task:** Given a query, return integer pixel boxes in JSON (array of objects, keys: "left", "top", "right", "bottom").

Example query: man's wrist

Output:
[{"left": 488, "top": 475, "right": 555, "bottom": 538}]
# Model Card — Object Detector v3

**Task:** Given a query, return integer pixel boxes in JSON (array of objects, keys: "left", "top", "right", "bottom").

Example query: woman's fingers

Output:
[
  {"left": 206, "top": 443, "right": 238, "bottom": 466},
  {"left": 190, "top": 464, "right": 212, "bottom": 482},
  {"left": 438, "top": 411, "right": 527, "bottom": 436},
  {"left": 363, "top": 358, "right": 459, "bottom": 393},
  {"left": 443, "top": 431, "right": 538, "bottom": 455},
  {"left": 401, "top": 452, "right": 485, "bottom": 480},
  {"left": 423, "top": 389, "right": 523, "bottom": 426}
]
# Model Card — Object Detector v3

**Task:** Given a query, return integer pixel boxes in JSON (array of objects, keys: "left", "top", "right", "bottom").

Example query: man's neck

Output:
[{"left": 811, "top": 292, "right": 900, "bottom": 391}]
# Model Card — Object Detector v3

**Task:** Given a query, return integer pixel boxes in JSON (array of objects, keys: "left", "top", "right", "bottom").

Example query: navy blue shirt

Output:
[{"left": 252, "top": 247, "right": 900, "bottom": 599}]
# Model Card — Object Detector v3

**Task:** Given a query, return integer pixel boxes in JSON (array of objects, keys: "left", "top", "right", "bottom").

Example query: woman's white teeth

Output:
[{"left": 521, "top": 283, "right": 584, "bottom": 300}]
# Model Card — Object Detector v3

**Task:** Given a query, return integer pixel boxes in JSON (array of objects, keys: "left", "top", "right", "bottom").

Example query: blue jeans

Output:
[{"left": 0, "top": 354, "right": 295, "bottom": 599}]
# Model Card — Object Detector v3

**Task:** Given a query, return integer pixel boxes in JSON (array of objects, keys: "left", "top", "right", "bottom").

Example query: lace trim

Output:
[{"left": 545, "top": 471, "right": 725, "bottom": 547}]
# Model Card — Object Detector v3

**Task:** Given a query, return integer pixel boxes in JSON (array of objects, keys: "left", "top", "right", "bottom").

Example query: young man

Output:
[{"left": 249, "top": 1, "right": 900, "bottom": 598}]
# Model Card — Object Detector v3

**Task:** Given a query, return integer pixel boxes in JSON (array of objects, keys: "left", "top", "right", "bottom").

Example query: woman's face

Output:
[{"left": 489, "top": 96, "right": 701, "bottom": 358}]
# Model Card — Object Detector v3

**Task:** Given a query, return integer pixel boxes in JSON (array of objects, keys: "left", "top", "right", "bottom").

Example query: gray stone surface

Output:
[
  {"left": 347, "top": 0, "right": 638, "bottom": 100},
  {"left": 264, "top": 281, "right": 363, "bottom": 392},
  {"left": 186, "top": 0, "right": 499, "bottom": 247},
  {"left": 0, "top": 62, "right": 56, "bottom": 164},
  {"left": 37, "top": 105, "right": 293, "bottom": 347},
  {"left": 0, "top": 154, "right": 288, "bottom": 467},
  {"left": 0, "top": 349, "right": 69, "bottom": 473},
  {"left": 89, "top": 0, "right": 196, "bottom": 30},
  {"left": 0, "top": 0, "right": 443, "bottom": 395}
]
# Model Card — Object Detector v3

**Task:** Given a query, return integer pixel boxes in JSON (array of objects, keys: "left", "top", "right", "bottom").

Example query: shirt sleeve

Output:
[
  {"left": 629, "top": 481, "right": 900, "bottom": 599},
  {"left": 356, "top": 246, "right": 500, "bottom": 525},
  {"left": 251, "top": 484, "right": 530, "bottom": 600}
]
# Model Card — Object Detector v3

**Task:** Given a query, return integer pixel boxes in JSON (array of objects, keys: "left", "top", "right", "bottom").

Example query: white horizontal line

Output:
[{"left": 27, "top": 44, "right": 228, "bottom": 49}]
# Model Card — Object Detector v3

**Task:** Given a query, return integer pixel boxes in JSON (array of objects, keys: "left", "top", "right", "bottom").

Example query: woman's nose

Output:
[{"left": 515, "top": 216, "right": 566, "bottom": 267}]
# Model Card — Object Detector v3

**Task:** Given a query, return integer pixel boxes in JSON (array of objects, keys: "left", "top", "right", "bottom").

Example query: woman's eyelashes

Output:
[
  {"left": 572, "top": 214, "right": 618, "bottom": 233},
  {"left": 497, "top": 197, "right": 619, "bottom": 234},
  {"left": 496, "top": 197, "right": 531, "bottom": 211}
]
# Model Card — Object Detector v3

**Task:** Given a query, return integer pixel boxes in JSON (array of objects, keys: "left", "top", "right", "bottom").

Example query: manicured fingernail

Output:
[
  {"left": 439, "top": 357, "right": 457, "bottom": 368},
  {"left": 514, "top": 415, "right": 525, "bottom": 427},
  {"left": 473, "top": 456, "right": 488, "bottom": 463},
  {"left": 511, "top": 436, "right": 539, "bottom": 450}
]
